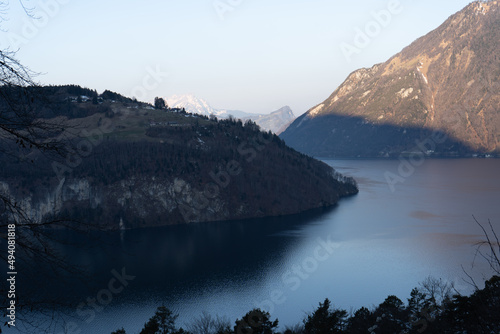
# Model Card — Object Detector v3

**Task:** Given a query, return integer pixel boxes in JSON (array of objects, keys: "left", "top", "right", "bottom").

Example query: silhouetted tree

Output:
[
  {"left": 140, "top": 306, "right": 188, "bottom": 334},
  {"left": 445, "top": 275, "right": 500, "bottom": 333},
  {"left": 346, "top": 307, "right": 373, "bottom": 333},
  {"left": 303, "top": 298, "right": 347, "bottom": 334},
  {"left": 188, "top": 311, "right": 231, "bottom": 334},
  {"left": 92, "top": 90, "right": 99, "bottom": 105},
  {"left": 371, "top": 295, "right": 407, "bottom": 334},
  {"left": 234, "top": 309, "right": 279, "bottom": 334},
  {"left": 154, "top": 97, "right": 167, "bottom": 109},
  {"left": 283, "top": 323, "right": 305, "bottom": 334},
  {"left": 111, "top": 328, "right": 127, "bottom": 334}
]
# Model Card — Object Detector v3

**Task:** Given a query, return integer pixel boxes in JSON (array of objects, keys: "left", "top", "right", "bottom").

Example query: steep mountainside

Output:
[
  {"left": 0, "top": 87, "right": 357, "bottom": 229},
  {"left": 281, "top": 1, "right": 500, "bottom": 157}
]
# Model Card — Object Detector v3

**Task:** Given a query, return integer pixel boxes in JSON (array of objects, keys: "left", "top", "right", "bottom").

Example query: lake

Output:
[{"left": 7, "top": 159, "right": 500, "bottom": 333}]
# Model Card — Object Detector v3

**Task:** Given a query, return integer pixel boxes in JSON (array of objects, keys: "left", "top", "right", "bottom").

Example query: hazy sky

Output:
[{"left": 1, "top": 0, "right": 473, "bottom": 115}]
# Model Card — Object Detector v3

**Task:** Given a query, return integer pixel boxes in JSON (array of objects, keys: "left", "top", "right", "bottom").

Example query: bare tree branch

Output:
[
  {"left": 472, "top": 215, "right": 500, "bottom": 275},
  {"left": 0, "top": 0, "right": 36, "bottom": 26}
]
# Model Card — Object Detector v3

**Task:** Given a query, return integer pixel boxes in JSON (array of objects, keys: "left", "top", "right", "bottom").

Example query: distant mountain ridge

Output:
[
  {"left": 166, "top": 94, "right": 252, "bottom": 119},
  {"left": 246, "top": 106, "right": 295, "bottom": 135},
  {"left": 281, "top": 1, "right": 500, "bottom": 157},
  {"left": 167, "top": 94, "right": 295, "bottom": 134}
]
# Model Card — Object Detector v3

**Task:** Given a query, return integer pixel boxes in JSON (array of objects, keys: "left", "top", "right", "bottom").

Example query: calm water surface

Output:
[{"left": 10, "top": 159, "right": 500, "bottom": 333}]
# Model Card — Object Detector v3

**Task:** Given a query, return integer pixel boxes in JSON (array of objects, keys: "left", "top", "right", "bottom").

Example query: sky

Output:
[{"left": 0, "top": 0, "right": 473, "bottom": 115}]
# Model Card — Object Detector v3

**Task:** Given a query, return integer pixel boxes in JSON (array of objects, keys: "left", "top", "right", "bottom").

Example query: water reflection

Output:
[
  {"left": 7, "top": 159, "right": 500, "bottom": 334},
  {"left": 23, "top": 207, "right": 337, "bottom": 305}
]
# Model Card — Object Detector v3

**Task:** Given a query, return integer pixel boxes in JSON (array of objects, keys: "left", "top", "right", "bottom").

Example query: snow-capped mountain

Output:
[
  {"left": 167, "top": 95, "right": 221, "bottom": 116},
  {"left": 166, "top": 94, "right": 295, "bottom": 134},
  {"left": 166, "top": 94, "right": 251, "bottom": 119}
]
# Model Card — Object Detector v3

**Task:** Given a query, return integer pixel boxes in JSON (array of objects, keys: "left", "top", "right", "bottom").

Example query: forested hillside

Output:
[{"left": 0, "top": 86, "right": 358, "bottom": 229}]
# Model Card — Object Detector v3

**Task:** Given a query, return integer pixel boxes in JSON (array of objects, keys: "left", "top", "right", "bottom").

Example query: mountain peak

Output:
[
  {"left": 469, "top": 1, "right": 497, "bottom": 15},
  {"left": 166, "top": 94, "right": 216, "bottom": 114},
  {"left": 281, "top": 1, "right": 500, "bottom": 157},
  {"left": 270, "top": 105, "right": 293, "bottom": 116}
]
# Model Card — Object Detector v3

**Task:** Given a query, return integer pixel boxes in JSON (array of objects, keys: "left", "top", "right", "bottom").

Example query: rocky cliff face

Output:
[
  {"left": 0, "top": 113, "right": 357, "bottom": 230},
  {"left": 1, "top": 179, "right": 97, "bottom": 224},
  {"left": 1, "top": 176, "right": 223, "bottom": 229},
  {"left": 1, "top": 171, "right": 356, "bottom": 230},
  {"left": 281, "top": 1, "right": 500, "bottom": 157}
]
